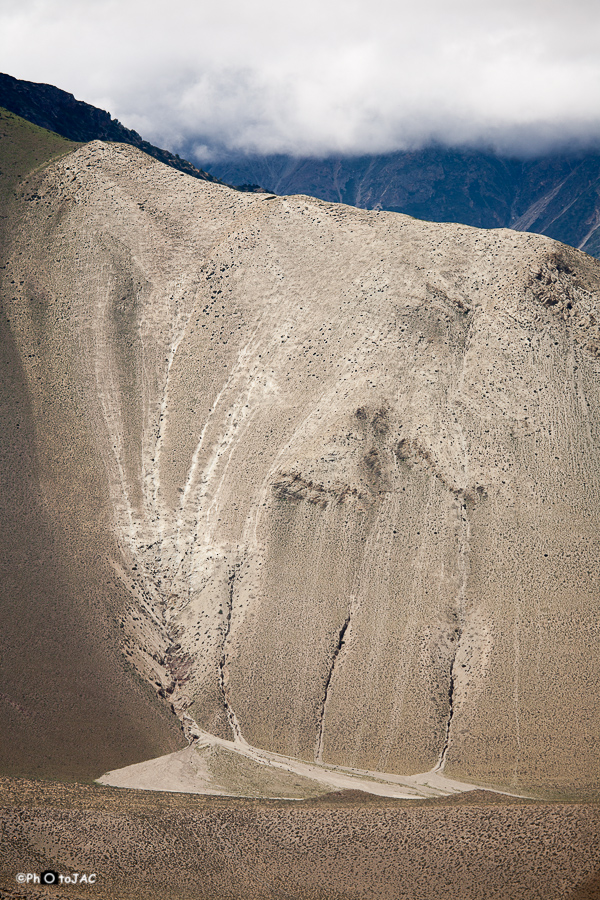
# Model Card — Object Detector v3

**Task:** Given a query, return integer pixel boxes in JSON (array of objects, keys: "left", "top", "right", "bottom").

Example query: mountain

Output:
[
  {"left": 206, "top": 146, "right": 600, "bottom": 258},
  {"left": 2, "top": 108, "right": 600, "bottom": 798},
  {"left": 0, "top": 71, "right": 222, "bottom": 184},
  {"left": 3, "top": 72, "right": 600, "bottom": 258}
]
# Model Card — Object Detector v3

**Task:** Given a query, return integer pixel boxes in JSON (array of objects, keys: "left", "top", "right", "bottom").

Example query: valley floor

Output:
[{"left": 1, "top": 777, "right": 599, "bottom": 900}]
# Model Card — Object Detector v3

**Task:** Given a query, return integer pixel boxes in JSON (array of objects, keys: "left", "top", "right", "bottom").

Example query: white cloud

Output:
[{"left": 1, "top": 0, "right": 599, "bottom": 157}]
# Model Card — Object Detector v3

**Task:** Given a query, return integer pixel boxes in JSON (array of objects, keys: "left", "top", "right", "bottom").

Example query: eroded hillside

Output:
[{"left": 3, "top": 139, "right": 600, "bottom": 794}]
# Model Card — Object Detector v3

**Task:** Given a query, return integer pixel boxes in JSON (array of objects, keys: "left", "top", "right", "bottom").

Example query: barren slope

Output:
[
  {"left": 0, "top": 114, "right": 186, "bottom": 778},
  {"left": 3, "top": 138, "right": 600, "bottom": 794}
]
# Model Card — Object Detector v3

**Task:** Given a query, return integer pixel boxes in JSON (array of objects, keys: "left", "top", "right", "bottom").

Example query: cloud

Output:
[{"left": 1, "top": 0, "right": 600, "bottom": 158}]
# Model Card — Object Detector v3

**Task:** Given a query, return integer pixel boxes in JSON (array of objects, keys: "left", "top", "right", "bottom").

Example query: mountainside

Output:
[
  {"left": 0, "top": 109, "right": 186, "bottom": 778},
  {"left": 0, "top": 72, "right": 222, "bottom": 184},
  {"left": 4, "top": 72, "right": 600, "bottom": 258},
  {"left": 207, "top": 147, "right": 600, "bottom": 258},
  {"left": 2, "top": 115, "right": 600, "bottom": 797}
]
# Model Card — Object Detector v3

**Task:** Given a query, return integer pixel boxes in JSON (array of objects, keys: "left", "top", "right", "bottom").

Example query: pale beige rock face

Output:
[{"left": 7, "top": 141, "right": 600, "bottom": 793}]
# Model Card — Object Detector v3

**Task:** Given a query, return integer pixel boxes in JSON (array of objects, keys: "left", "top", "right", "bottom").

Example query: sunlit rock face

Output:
[{"left": 6, "top": 140, "right": 600, "bottom": 793}]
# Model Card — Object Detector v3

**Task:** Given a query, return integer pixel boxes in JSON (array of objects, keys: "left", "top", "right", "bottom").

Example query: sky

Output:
[{"left": 1, "top": 0, "right": 599, "bottom": 160}]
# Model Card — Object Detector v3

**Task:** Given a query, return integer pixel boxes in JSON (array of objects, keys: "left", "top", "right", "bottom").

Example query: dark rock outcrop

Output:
[{"left": 0, "top": 71, "right": 222, "bottom": 183}]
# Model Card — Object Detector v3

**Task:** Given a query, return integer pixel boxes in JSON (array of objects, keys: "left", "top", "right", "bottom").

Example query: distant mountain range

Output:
[
  {"left": 206, "top": 147, "right": 600, "bottom": 259},
  {"left": 2, "top": 71, "right": 600, "bottom": 257}
]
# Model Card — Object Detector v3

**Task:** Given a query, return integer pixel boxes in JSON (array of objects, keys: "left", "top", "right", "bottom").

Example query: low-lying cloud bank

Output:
[{"left": 1, "top": 0, "right": 599, "bottom": 158}]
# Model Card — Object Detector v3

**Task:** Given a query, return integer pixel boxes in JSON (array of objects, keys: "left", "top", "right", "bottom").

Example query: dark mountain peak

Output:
[{"left": 0, "top": 72, "right": 223, "bottom": 184}]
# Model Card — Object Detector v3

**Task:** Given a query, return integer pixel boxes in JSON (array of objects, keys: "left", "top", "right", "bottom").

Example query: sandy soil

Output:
[
  {"left": 98, "top": 726, "right": 523, "bottom": 801},
  {"left": 1, "top": 777, "right": 599, "bottom": 900}
]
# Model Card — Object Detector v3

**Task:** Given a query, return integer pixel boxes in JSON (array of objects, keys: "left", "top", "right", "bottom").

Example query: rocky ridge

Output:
[
  {"left": 207, "top": 147, "right": 600, "bottom": 258},
  {"left": 0, "top": 72, "right": 222, "bottom": 184}
]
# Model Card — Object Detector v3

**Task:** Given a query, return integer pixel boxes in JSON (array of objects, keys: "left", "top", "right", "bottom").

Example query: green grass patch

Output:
[{"left": 0, "top": 106, "right": 79, "bottom": 222}]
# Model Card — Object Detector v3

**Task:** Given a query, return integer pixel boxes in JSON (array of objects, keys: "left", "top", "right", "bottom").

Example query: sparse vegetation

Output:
[{"left": 1, "top": 777, "right": 599, "bottom": 900}]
